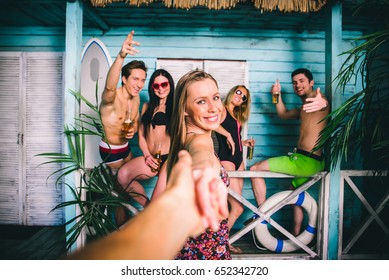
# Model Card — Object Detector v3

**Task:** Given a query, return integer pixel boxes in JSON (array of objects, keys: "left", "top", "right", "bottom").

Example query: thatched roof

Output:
[{"left": 90, "top": 0, "right": 327, "bottom": 13}]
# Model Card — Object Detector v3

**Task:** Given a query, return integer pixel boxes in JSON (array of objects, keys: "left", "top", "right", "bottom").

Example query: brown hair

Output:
[{"left": 121, "top": 60, "right": 148, "bottom": 85}]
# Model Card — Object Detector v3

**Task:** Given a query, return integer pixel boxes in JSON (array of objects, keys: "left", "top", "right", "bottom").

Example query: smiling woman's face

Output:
[
  {"left": 185, "top": 78, "right": 222, "bottom": 132},
  {"left": 152, "top": 74, "right": 170, "bottom": 99},
  {"left": 232, "top": 86, "right": 248, "bottom": 105}
]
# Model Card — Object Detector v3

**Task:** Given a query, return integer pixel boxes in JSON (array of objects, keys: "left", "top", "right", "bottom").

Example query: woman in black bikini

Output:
[
  {"left": 117, "top": 69, "right": 174, "bottom": 214},
  {"left": 214, "top": 85, "right": 255, "bottom": 253}
]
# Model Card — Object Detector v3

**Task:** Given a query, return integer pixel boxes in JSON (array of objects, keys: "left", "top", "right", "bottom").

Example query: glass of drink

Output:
[
  {"left": 122, "top": 119, "right": 133, "bottom": 133},
  {"left": 151, "top": 143, "right": 162, "bottom": 173},
  {"left": 247, "top": 136, "right": 254, "bottom": 160},
  {"left": 122, "top": 108, "right": 133, "bottom": 135}
]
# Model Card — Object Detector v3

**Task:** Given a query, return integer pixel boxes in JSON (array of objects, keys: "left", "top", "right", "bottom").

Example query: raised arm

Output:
[
  {"left": 101, "top": 31, "right": 140, "bottom": 105},
  {"left": 271, "top": 80, "right": 300, "bottom": 120}
]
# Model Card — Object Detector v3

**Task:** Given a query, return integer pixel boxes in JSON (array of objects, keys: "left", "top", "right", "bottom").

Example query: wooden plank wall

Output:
[
  {"left": 89, "top": 27, "right": 362, "bottom": 228},
  {"left": 0, "top": 26, "right": 362, "bottom": 229}
]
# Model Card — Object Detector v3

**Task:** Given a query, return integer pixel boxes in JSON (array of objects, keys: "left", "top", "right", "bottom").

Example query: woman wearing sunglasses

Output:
[
  {"left": 214, "top": 85, "right": 255, "bottom": 254},
  {"left": 117, "top": 69, "right": 174, "bottom": 224}
]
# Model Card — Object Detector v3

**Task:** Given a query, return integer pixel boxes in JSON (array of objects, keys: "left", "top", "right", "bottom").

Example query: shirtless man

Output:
[
  {"left": 249, "top": 68, "right": 329, "bottom": 236},
  {"left": 99, "top": 31, "right": 147, "bottom": 169}
]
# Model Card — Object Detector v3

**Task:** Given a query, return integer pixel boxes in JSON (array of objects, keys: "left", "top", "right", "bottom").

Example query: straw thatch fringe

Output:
[
  {"left": 252, "top": 0, "right": 327, "bottom": 12},
  {"left": 90, "top": 0, "right": 327, "bottom": 12},
  {"left": 89, "top": 0, "right": 240, "bottom": 9}
]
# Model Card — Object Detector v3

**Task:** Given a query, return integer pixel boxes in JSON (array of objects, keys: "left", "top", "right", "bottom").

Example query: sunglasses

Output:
[
  {"left": 152, "top": 81, "right": 169, "bottom": 90},
  {"left": 235, "top": 89, "right": 247, "bottom": 102}
]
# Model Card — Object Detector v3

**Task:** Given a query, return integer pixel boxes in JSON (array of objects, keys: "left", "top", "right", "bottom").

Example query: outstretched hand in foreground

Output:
[{"left": 69, "top": 150, "right": 228, "bottom": 260}]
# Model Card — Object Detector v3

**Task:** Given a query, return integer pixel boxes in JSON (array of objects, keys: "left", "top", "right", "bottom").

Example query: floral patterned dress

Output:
[{"left": 174, "top": 159, "right": 231, "bottom": 260}]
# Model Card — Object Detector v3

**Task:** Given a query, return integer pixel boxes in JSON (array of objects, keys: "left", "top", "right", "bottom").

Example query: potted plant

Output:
[{"left": 38, "top": 88, "right": 139, "bottom": 250}]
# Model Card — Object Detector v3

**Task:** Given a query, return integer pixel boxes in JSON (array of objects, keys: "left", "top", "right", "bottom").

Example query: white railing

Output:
[
  {"left": 227, "top": 170, "right": 388, "bottom": 260},
  {"left": 227, "top": 171, "right": 327, "bottom": 259},
  {"left": 339, "top": 170, "right": 388, "bottom": 259},
  {"left": 76, "top": 169, "right": 388, "bottom": 259}
]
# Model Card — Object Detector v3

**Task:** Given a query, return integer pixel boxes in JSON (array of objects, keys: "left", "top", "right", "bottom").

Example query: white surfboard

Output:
[{"left": 81, "top": 38, "right": 112, "bottom": 168}]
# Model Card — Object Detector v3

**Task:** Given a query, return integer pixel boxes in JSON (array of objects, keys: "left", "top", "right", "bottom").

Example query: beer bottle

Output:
[
  {"left": 151, "top": 143, "right": 162, "bottom": 172},
  {"left": 272, "top": 79, "right": 280, "bottom": 104}
]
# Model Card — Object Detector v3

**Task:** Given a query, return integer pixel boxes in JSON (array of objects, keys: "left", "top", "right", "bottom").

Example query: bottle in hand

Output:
[
  {"left": 272, "top": 79, "right": 280, "bottom": 104},
  {"left": 122, "top": 119, "right": 133, "bottom": 133},
  {"left": 247, "top": 136, "right": 254, "bottom": 160},
  {"left": 272, "top": 92, "right": 279, "bottom": 104},
  {"left": 122, "top": 108, "right": 133, "bottom": 134},
  {"left": 151, "top": 143, "right": 162, "bottom": 173}
]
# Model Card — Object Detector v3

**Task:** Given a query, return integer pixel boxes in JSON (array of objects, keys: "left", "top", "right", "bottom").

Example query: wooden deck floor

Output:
[
  {"left": 0, "top": 225, "right": 66, "bottom": 260},
  {"left": 4, "top": 225, "right": 385, "bottom": 260},
  {"left": 230, "top": 229, "right": 314, "bottom": 260},
  {"left": 0, "top": 225, "right": 312, "bottom": 260}
]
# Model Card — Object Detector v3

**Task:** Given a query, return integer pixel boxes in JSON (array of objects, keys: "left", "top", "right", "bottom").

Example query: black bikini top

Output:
[{"left": 151, "top": 111, "right": 167, "bottom": 128}]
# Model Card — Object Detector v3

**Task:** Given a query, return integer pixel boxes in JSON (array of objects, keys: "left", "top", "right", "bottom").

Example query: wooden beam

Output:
[
  {"left": 64, "top": 0, "right": 83, "bottom": 253},
  {"left": 84, "top": 1, "right": 110, "bottom": 32},
  {"left": 324, "top": 0, "right": 343, "bottom": 260}
]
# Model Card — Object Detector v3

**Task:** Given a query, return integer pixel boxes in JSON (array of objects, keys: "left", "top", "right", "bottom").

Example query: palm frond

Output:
[
  {"left": 314, "top": 7, "right": 389, "bottom": 173},
  {"left": 52, "top": 178, "right": 128, "bottom": 250},
  {"left": 69, "top": 88, "right": 105, "bottom": 139},
  {"left": 38, "top": 85, "right": 140, "bottom": 251},
  {"left": 69, "top": 89, "right": 99, "bottom": 113}
]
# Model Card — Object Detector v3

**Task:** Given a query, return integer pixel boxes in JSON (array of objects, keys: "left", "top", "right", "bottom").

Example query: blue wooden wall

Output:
[
  {"left": 0, "top": 26, "right": 362, "bottom": 229},
  {"left": 90, "top": 27, "right": 361, "bottom": 228}
]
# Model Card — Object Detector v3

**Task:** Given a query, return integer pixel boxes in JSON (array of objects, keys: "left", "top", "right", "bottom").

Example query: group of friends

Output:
[{"left": 70, "top": 31, "right": 329, "bottom": 260}]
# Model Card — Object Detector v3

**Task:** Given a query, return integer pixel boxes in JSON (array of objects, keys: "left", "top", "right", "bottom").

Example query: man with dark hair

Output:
[
  {"left": 99, "top": 31, "right": 147, "bottom": 169},
  {"left": 249, "top": 68, "right": 329, "bottom": 236}
]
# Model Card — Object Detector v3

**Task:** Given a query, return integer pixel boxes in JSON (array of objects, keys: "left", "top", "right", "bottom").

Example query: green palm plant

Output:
[
  {"left": 314, "top": 1, "right": 389, "bottom": 176},
  {"left": 37, "top": 86, "right": 139, "bottom": 250}
]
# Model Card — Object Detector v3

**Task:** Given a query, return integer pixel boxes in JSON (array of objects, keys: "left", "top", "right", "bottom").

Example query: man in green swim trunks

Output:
[{"left": 249, "top": 68, "right": 329, "bottom": 236}]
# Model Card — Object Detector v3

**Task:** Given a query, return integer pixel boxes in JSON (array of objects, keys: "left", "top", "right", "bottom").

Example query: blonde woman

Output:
[
  {"left": 214, "top": 85, "right": 255, "bottom": 253},
  {"left": 167, "top": 70, "right": 231, "bottom": 260}
]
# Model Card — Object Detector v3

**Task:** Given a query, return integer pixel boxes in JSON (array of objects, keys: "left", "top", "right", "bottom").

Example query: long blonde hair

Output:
[
  {"left": 167, "top": 70, "right": 218, "bottom": 179},
  {"left": 223, "top": 85, "right": 251, "bottom": 124}
]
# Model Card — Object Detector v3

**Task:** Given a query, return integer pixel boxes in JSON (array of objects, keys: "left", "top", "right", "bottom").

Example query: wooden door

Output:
[{"left": 0, "top": 52, "right": 64, "bottom": 225}]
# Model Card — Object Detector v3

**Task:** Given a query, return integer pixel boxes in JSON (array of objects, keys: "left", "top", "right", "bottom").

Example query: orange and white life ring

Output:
[{"left": 253, "top": 190, "right": 317, "bottom": 252}]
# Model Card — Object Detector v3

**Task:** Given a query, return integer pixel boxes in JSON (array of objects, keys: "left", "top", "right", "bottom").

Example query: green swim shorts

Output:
[{"left": 268, "top": 148, "right": 325, "bottom": 188}]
